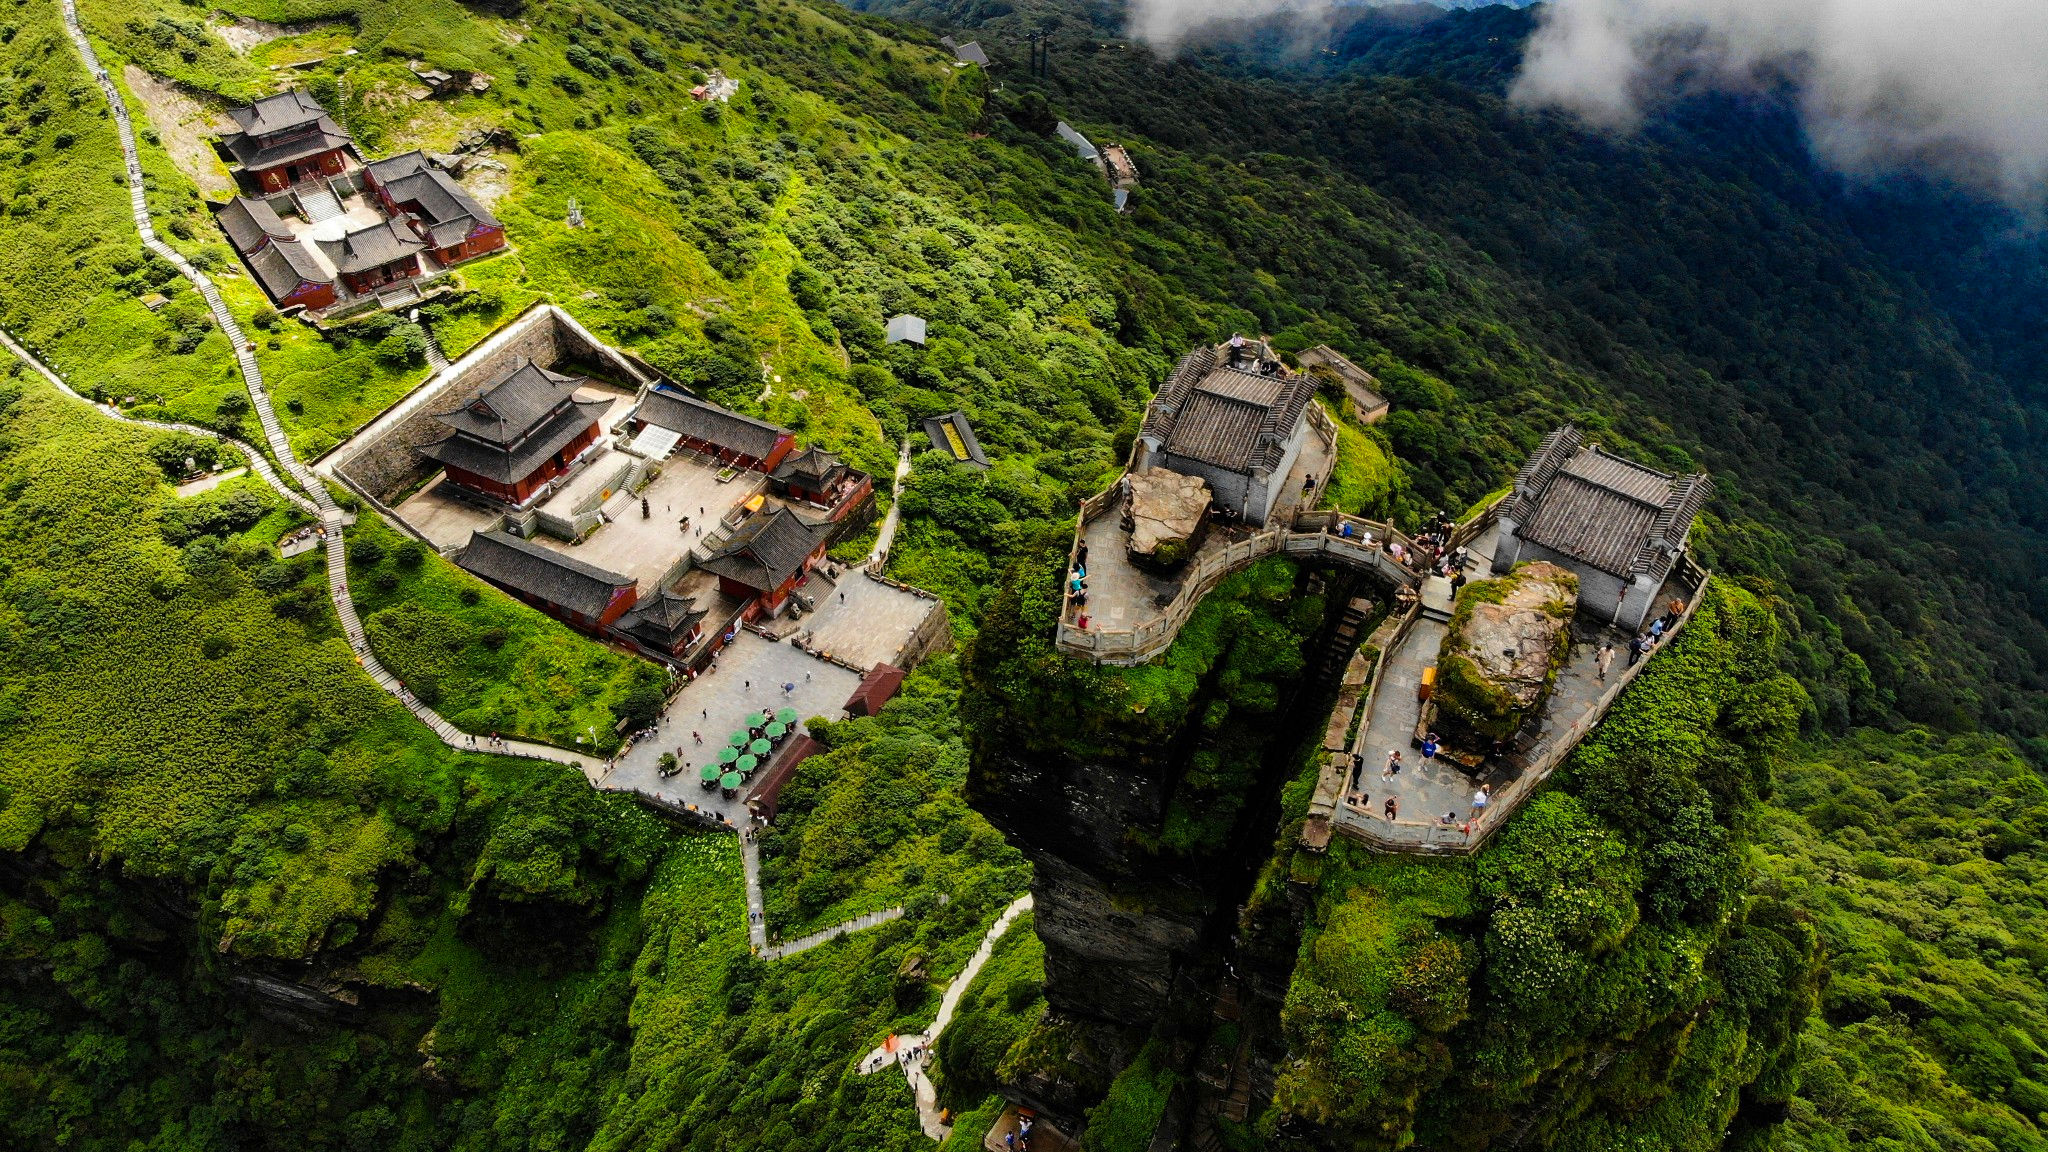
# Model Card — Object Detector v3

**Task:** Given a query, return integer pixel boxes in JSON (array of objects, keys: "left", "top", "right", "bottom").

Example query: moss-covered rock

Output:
[{"left": 1433, "top": 561, "right": 1578, "bottom": 747}]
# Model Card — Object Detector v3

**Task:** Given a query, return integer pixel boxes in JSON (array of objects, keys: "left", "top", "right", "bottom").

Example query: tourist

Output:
[
  {"left": 1472, "top": 784, "right": 1490, "bottom": 813},
  {"left": 1649, "top": 616, "right": 1666, "bottom": 643},
  {"left": 1349, "top": 757, "right": 1365, "bottom": 791},
  {"left": 1076, "top": 543, "right": 1088, "bottom": 566},
  {"left": 1383, "top": 749, "right": 1402, "bottom": 780},
  {"left": 1441, "top": 810, "right": 1457, "bottom": 825},
  {"left": 1384, "top": 796, "right": 1399, "bottom": 821},
  {"left": 1450, "top": 570, "right": 1467, "bottom": 596},
  {"left": 1596, "top": 642, "right": 1615, "bottom": 681},
  {"left": 1421, "top": 732, "right": 1440, "bottom": 763},
  {"left": 693, "top": 731, "right": 702, "bottom": 744},
  {"left": 1628, "top": 634, "right": 1647, "bottom": 666}
]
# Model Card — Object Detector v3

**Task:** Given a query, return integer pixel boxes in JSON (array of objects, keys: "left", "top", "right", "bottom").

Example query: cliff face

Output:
[{"left": 965, "top": 556, "right": 1364, "bottom": 1124}]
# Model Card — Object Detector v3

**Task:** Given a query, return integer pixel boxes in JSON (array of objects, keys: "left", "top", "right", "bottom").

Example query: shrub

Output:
[
  {"left": 392, "top": 541, "right": 425, "bottom": 570},
  {"left": 347, "top": 538, "right": 385, "bottom": 568}
]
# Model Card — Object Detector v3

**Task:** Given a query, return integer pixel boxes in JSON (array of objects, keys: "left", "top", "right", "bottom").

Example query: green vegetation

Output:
[
  {"left": 1080, "top": 1040, "right": 1178, "bottom": 1152},
  {"left": 969, "top": 553, "right": 1325, "bottom": 856},
  {"left": 346, "top": 514, "right": 657, "bottom": 752},
  {"left": 931, "top": 909, "right": 1046, "bottom": 1107},
  {"left": 1760, "top": 731, "right": 2048, "bottom": 1152},
  {"left": 1271, "top": 583, "right": 1819, "bottom": 1148},
  {"left": 760, "top": 657, "right": 1029, "bottom": 936},
  {"left": 2, "top": 0, "right": 2045, "bottom": 1145}
]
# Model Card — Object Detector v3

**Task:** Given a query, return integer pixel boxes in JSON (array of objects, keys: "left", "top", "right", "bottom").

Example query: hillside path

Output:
[
  {"left": 55, "top": 0, "right": 599, "bottom": 779},
  {"left": 857, "top": 893, "right": 1035, "bottom": 1140},
  {"left": 49, "top": 0, "right": 919, "bottom": 964},
  {"left": 867, "top": 438, "right": 913, "bottom": 569}
]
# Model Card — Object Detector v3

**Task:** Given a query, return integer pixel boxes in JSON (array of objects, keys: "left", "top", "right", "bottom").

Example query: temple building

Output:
[
  {"left": 628, "top": 388, "right": 795, "bottom": 471},
  {"left": 768, "top": 446, "right": 872, "bottom": 519},
  {"left": 363, "top": 151, "right": 507, "bottom": 266},
  {"left": 615, "top": 587, "right": 710, "bottom": 659},
  {"left": 698, "top": 507, "right": 831, "bottom": 619},
  {"left": 419, "top": 360, "right": 609, "bottom": 505},
  {"left": 1133, "top": 339, "right": 1318, "bottom": 526},
  {"left": 1492, "top": 426, "right": 1712, "bottom": 631},
  {"left": 455, "top": 530, "right": 637, "bottom": 631},
  {"left": 319, "top": 218, "right": 428, "bottom": 296},
  {"left": 215, "top": 196, "right": 335, "bottom": 310},
  {"left": 220, "top": 90, "right": 353, "bottom": 193}
]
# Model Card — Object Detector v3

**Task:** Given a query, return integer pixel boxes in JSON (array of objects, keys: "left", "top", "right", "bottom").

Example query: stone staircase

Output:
[
  {"left": 295, "top": 180, "right": 343, "bottom": 223},
  {"left": 422, "top": 325, "right": 451, "bottom": 372},
  {"left": 1420, "top": 573, "right": 1456, "bottom": 623}
]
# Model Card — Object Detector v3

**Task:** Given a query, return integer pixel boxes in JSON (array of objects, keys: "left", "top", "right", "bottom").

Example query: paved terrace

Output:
[
  {"left": 1058, "top": 405, "right": 1403, "bottom": 664},
  {"left": 1318, "top": 540, "right": 1710, "bottom": 854}
]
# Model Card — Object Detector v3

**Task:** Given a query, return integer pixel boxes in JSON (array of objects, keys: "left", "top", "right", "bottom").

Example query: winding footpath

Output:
[
  {"left": 857, "top": 894, "right": 1035, "bottom": 1140},
  {"left": 43, "top": 0, "right": 931, "bottom": 968},
  {"left": 55, "top": 0, "right": 596, "bottom": 776}
]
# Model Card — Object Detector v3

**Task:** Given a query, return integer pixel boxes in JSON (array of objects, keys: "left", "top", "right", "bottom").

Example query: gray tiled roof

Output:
[
  {"left": 368, "top": 152, "right": 499, "bottom": 248},
  {"left": 319, "top": 218, "right": 426, "bottom": 274},
  {"left": 1142, "top": 344, "right": 1317, "bottom": 474},
  {"left": 215, "top": 196, "right": 290, "bottom": 254},
  {"left": 634, "top": 388, "right": 787, "bottom": 460},
  {"left": 698, "top": 507, "right": 827, "bottom": 592},
  {"left": 954, "top": 41, "right": 989, "bottom": 66},
  {"left": 221, "top": 117, "right": 350, "bottom": 170},
  {"left": 770, "top": 445, "right": 844, "bottom": 486},
  {"left": 619, "top": 587, "right": 707, "bottom": 645},
  {"left": 1509, "top": 428, "right": 1712, "bottom": 579},
  {"left": 433, "top": 361, "right": 585, "bottom": 446},
  {"left": 244, "top": 240, "right": 331, "bottom": 301},
  {"left": 456, "top": 530, "right": 634, "bottom": 618},
  {"left": 419, "top": 396, "right": 607, "bottom": 484},
  {"left": 922, "top": 411, "right": 989, "bottom": 468},
  {"left": 226, "top": 90, "right": 329, "bottom": 137}
]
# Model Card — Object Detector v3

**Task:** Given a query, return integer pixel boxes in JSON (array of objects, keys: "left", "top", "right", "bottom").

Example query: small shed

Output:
[
  {"left": 845, "top": 664, "right": 907, "bottom": 718},
  {"left": 953, "top": 41, "right": 990, "bottom": 67},
  {"left": 922, "top": 411, "right": 989, "bottom": 469},
  {"left": 886, "top": 314, "right": 927, "bottom": 345}
]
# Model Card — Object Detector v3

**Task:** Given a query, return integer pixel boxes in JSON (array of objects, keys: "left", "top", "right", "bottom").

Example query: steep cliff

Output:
[{"left": 964, "top": 554, "right": 1349, "bottom": 1119}]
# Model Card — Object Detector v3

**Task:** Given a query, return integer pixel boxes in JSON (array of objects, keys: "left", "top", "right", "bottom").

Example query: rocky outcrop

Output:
[
  {"left": 1125, "top": 469, "right": 1209, "bottom": 569},
  {"left": 1434, "top": 560, "right": 1578, "bottom": 747}
]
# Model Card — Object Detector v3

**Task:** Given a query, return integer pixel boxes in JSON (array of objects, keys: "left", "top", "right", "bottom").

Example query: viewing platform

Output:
[{"left": 1301, "top": 527, "right": 1711, "bottom": 856}]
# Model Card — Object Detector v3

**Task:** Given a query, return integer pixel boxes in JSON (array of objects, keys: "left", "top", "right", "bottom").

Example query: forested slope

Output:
[{"left": 0, "top": 0, "right": 2042, "bottom": 1148}]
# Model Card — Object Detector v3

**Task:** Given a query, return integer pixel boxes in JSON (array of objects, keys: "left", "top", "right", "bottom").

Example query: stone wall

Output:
[{"left": 331, "top": 304, "right": 651, "bottom": 503}]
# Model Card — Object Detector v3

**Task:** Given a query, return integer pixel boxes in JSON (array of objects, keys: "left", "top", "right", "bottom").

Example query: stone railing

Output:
[
  {"left": 1331, "top": 566, "right": 1713, "bottom": 855},
  {"left": 1055, "top": 518, "right": 1429, "bottom": 665}
]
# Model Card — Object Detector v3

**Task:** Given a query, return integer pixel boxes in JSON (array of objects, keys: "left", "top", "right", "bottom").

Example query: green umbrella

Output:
[
  {"left": 728, "top": 730, "right": 750, "bottom": 748},
  {"left": 765, "top": 721, "right": 787, "bottom": 740},
  {"left": 735, "top": 755, "right": 758, "bottom": 774},
  {"left": 750, "top": 739, "right": 771, "bottom": 757},
  {"left": 699, "top": 764, "right": 721, "bottom": 782},
  {"left": 775, "top": 707, "right": 799, "bottom": 725},
  {"left": 747, "top": 712, "right": 768, "bottom": 729},
  {"left": 720, "top": 772, "right": 742, "bottom": 790},
  {"left": 718, "top": 746, "right": 739, "bottom": 765}
]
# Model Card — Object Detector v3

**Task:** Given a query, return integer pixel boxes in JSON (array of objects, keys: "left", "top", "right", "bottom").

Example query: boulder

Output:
[
  {"left": 1433, "top": 561, "right": 1579, "bottom": 746},
  {"left": 1125, "top": 469, "right": 1209, "bottom": 569}
]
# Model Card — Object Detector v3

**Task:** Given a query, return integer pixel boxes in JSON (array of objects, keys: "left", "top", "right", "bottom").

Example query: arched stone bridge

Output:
[{"left": 1055, "top": 493, "right": 1499, "bottom": 666}]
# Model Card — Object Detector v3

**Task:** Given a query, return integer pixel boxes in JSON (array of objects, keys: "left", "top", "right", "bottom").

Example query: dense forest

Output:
[{"left": 0, "top": 0, "right": 2042, "bottom": 1148}]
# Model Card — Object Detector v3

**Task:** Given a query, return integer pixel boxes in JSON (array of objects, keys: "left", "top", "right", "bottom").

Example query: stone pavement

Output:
[{"left": 603, "top": 631, "right": 863, "bottom": 819}]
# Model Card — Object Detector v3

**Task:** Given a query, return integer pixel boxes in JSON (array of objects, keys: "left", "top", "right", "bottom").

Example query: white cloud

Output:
[{"left": 1510, "top": 0, "right": 2048, "bottom": 206}]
